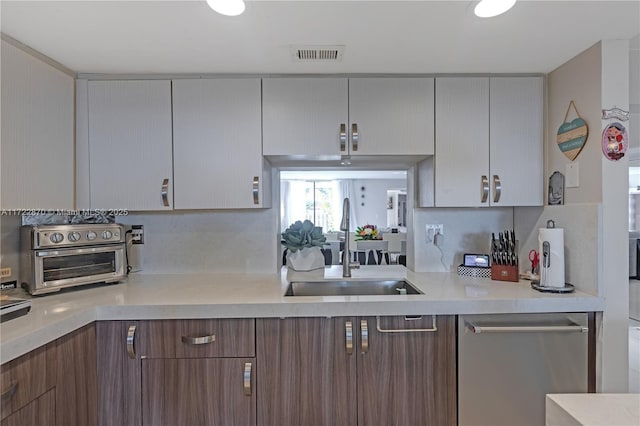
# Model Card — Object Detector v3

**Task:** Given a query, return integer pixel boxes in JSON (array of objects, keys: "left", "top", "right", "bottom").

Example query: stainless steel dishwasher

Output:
[{"left": 458, "top": 313, "right": 591, "bottom": 426}]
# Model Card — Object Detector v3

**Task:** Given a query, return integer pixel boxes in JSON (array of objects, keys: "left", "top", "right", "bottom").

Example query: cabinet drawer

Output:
[
  {"left": 0, "top": 344, "right": 56, "bottom": 420},
  {"left": 137, "top": 319, "right": 255, "bottom": 359},
  {"left": 0, "top": 388, "right": 55, "bottom": 426}
]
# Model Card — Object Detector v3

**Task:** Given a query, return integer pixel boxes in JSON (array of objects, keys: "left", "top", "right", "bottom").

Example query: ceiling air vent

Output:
[{"left": 291, "top": 45, "right": 344, "bottom": 62}]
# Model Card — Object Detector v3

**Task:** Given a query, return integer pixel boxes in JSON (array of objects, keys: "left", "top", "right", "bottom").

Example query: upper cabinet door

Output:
[
  {"left": 88, "top": 80, "right": 173, "bottom": 210},
  {"left": 172, "top": 79, "right": 267, "bottom": 209},
  {"left": 435, "top": 78, "right": 490, "bottom": 207},
  {"left": 1, "top": 40, "right": 74, "bottom": 210},
  {"left": 262, "top": 78, "right": 348, "bottom": 157},
  {"left": 489, "top": 77, "right": 544, "bottom": 206},
  {"left": 348, "top": 78, "right": 434, "bottom": 156}
]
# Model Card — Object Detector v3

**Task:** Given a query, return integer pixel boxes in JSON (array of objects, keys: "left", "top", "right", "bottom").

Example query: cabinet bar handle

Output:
[
  {"left": 493, "top": 175, "right": 502, "bottom": 203},
  {"left": 161, "top": 178, "right": 170, "bottom": 207},
  {"left": 181, "top": 334, "right": 216, "bottom": 345},
  {"left": 360, "top": 319, "right": 369, "bottom": 353},
  {"left": 466, "top": 321, "right": 588, "bottom": 334},
  {"left": 351, "top": 123, "right": 359, "bottom": 151},
  {"left": 375, "top": 315, "right": 437, "bottom": 333},
  {"left": 481, "top": 175, "right": 489, "bottom": 203},
  {"left": 252, "top": 176, "right": 260, "bottom": 205},
  {"left": 1, "top": 380, "right": 18, "bottom": 401},
  {"left": 126, "top": 325, "right": 137, "bottom": 359},
  {"left": 345, "top": 321, "right": 353, "bottom": 354},
  {"left": 243, "top": 362, "right": 252, "bottom": 396},
  {"left": 339, "top": 123, "right": 347, "bottom": 152}
]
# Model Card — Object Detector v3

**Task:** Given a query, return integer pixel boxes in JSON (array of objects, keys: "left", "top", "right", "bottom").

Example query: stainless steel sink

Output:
[{"left": 284, "top": 279, "right": 423, "bottom": 296}]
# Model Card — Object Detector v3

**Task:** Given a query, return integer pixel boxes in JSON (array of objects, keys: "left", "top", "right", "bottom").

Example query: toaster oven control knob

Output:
[
  {"left": 68, "top": 231, "right": 82, "bottom": 242},
  {"left": 50, "top": 232, "right": 64, "bottom": 244},
  {"left": 102, "top": 230, "right": 113, "bottom": 240},
  {"left": 86, "top": 231, "right": 97, "bottom": 241}
]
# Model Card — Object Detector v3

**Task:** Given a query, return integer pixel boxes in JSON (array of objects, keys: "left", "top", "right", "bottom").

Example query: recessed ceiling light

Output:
[
  {"left": 206, "top": 0, "right": 245, "bottom": 16},
  {"left": 474, "top": 0, "right": 517, "bottom": 18}
]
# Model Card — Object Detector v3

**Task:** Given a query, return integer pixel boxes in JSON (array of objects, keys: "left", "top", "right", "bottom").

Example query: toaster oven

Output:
[{"left": 20, "top": 223, "right": 126, "bottom": 295}]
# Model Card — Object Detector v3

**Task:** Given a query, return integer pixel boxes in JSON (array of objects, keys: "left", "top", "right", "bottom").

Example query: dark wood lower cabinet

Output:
[
  {"left": 142, "top": 358, "right": 256, "bottom": 426},
  {"left": 0, "top": 389, "right": 56, "bottom": 426},
  {"left": 256, "top": 316, "right": 456, "bottom": 426},
  {"left": 357, "top": 315, "right": 457, "bottom": 426},
  {"left": 257, "top": 317, "right": 358, "bottom": 426}
]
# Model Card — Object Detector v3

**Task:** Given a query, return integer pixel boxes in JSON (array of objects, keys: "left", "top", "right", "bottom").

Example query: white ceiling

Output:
[{"left": 1, "top": 0, "right": 639, "bottom": 75}]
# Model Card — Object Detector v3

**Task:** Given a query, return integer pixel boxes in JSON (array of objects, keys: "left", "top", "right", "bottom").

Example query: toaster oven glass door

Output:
[{"left": 35, "top": 245, "right": 125, "bottom": 286}]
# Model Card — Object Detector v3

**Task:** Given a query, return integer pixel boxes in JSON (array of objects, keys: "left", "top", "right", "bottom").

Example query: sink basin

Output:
[{"left": 284, "top": 279, "right": 423, "bottom": 296}]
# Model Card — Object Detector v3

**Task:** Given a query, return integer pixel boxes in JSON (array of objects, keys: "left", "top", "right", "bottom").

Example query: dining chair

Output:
[{"left": 355, "top": 240, "right": 390, "bottom": 265}]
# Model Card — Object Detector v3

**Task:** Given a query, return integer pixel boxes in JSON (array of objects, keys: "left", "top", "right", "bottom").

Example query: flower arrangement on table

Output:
[{"left": 355, "top": 224, "right": 381, "bottom": 240}]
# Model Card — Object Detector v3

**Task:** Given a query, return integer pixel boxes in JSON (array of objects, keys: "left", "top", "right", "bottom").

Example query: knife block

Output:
[{"left": 491, "top": 264, "right": 519, "bottom": 282}]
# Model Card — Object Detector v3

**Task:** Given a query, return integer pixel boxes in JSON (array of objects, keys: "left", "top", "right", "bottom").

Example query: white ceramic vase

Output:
[{"left": 286, "top": 246, "right": 325, "bottom": 271}]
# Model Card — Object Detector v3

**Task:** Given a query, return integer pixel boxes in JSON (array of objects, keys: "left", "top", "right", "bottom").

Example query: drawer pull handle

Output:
[
  {"left": 376, "top": 315, "right": 437, "bottom": 333},
  {"left": 126, "top": 325, "right": 137, "bottom": 359},
  {"left": 1, "top": 380, "right": 18, "bottom": 401},
  {"left": 360, "top": 319, "right": 369, "bottom": 353},
  {"left": 181, "top": 334, "right": 216, "bottom": 345},
  {"left": 345, "top": 321, "right": 353, "bottom": 355},
  {"left": 243, "top": 362, "right": 252, "bottom": 396}
]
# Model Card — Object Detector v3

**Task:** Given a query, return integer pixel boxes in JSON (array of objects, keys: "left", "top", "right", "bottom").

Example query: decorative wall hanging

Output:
[
  {"left": 602, "top": 122, "right": 628, "bottom": 161},
  {"left": 602, "top": 107, "right": 630, "bottom": 121},
  {"left": 556, "top": 100, "right": 589, "bottom": 161},
  {"left": 548, "top": 171, "right": 564, "bottom": 205}
]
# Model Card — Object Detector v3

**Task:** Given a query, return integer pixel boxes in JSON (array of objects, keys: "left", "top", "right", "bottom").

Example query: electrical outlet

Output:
[
  {"left": 425, "top": 224, "right": 443, "bottom": 242},
  {"left": 131, "top": 225, "right": 144, "bottom": 245}
]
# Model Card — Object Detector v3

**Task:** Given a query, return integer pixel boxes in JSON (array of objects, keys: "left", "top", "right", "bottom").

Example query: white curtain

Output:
[{"left": 281, "top": 180, "right": 307, "bottom": 231}]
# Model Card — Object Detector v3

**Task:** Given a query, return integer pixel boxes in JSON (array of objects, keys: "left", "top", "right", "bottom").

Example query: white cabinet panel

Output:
[
  {"left": 349, "top": 78, "right": 434, "bottom": 155},
  {"left": 1, "top": 40, "right": 74, "bottom": 209},
  {"left": 435, "top": 78, "right": 490, "bottom": 207},
  {"left": 172, "top": 79, "right": 268, "bottom": 209},
  {"left": 490, "top": 77, "right": 544, "bottom": 206},
  {"left": 263, "top": 78, "right": 348, "bottom": 157},
  {"left": 88, "top": 80, "right": 173, "bottom": 210}
]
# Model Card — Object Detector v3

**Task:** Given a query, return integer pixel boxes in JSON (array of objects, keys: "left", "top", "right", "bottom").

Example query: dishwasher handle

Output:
[{"left": 466, "top": 321, "right": 588, "bottom": 334}]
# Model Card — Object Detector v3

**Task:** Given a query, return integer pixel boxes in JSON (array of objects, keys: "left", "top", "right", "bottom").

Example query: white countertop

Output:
[
  {"left": 546, "top": 394, "right": 640, "bottom": 426},
  {"left": 0, "top": 266, "right": 603, "bottom": 364}
]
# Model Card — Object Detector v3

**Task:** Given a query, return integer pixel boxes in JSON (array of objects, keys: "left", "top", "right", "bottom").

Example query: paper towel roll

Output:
[{"left": 538, "top": 228, "right": 565, "bottom": 288}]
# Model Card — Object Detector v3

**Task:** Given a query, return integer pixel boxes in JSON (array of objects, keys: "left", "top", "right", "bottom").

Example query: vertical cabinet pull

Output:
[
  {"left": 351, "top": 123, "right": 359, "bottom": 151},
  {"left": 252, "top": 176, "right": 260, "bottom": 205},
  {"left": 1, "top": 380, "right": 18, "bottom": 401},
  {"left": 126, "top": 325, "right": 137, "bottom": 359},
  {"left": 339, "top": 123, "right": 347, "bottom": 152},
  {"left": 161, "top": 178, "right": 170, "bottom": 207},
  {"left": 481, "top": 175, "right": 489, "bottom": 203},
  {"left": 360, "top": 319, "right": 369, "bottom": 353},
  {"left": 345, "top": 321, "right": 353, "bottom": 355},
  {"left": 243, "top": 362, "right": 252, "bottom": 396},
  {"left": 493, "top": 175, "right": 502, "bottom": 203}
]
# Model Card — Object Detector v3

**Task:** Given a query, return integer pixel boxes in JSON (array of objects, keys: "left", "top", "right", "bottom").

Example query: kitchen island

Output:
[{"left": 1, "top": 265, "right": 603, "bottom": 363}]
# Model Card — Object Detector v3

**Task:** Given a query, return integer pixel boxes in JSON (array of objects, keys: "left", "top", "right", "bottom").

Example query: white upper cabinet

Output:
[
  {"left": 489, "top": 77, "right": 544, "bottom": 206},
  {"left": 434, "top": 76, "right": 543, "bottom": 207},
  {"left": 172, "top": 79, "right": 269, "bottom": 209},
  {"left": 263, "top": 78, "right": 348, "bottom": 157},
  {"left": 1, "top": 40, "right": 74, "bottom": 210},
  {"left": 262, "top": 77, "right": 434, "bottom": 158},
  {"left": 88, "top": 80, "right": 173, "bottom": 210},
  {"left": 348, "top": 78, "right": 434, "bottom": 155},
  {"left": 435, "top": 77, "right": 490, "bottom": 207}
]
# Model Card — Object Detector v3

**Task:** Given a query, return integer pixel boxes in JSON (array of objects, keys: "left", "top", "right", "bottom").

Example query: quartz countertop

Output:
[
  {"left": 0, "top": 266, "right": 603, "bottom": 363},
  {"left": 546, "top": 394, "right": 640, "bottom": 426}
]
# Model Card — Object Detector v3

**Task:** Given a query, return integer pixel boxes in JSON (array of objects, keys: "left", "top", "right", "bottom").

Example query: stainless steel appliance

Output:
[
  {"left": 458, "top": 313, "right": 591, "bottom": 426},
  {"left": 20, "top": 223, "right": 126, "bottom": 295},
  {"left": 630, "top": 233, "right": 639, "bottom": 278}
]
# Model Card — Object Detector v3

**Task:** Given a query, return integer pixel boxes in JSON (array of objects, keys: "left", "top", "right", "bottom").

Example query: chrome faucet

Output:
[{"left": 340, "top": 198, "right": 359, "bottom": 277}]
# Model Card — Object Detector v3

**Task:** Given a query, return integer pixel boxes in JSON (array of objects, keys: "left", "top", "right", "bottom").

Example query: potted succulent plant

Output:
[{"left": 281, "top": 220, "right": 327, "bottom": 271}]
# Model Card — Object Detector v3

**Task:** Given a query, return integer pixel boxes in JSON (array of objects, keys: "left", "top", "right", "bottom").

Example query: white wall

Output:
[{"left": 352, "top": 179, "right": 405, "bottom": 228}]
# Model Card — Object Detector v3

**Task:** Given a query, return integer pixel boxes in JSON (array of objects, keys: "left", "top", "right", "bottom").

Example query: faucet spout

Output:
[{"left": 341, "top": 198, "right": 359, "bottom": 277}]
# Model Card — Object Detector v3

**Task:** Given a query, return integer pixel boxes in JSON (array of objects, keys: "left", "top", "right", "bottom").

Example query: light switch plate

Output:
[{"left": 566, "top": 163, "right": 579, "bottom": 188}]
